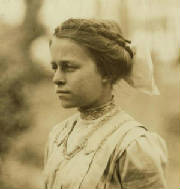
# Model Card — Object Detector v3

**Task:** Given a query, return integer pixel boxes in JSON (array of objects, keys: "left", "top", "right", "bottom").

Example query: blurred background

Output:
[{"left": 0, "top": 0, "right": 179, "bottom": 187}]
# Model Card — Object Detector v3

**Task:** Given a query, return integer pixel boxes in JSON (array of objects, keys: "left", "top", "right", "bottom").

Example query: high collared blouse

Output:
[{"left": 43, "top": 107, "right": 168, "bottom": 189}]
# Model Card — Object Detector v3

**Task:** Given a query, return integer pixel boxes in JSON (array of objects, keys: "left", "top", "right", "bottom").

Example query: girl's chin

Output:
[
  {"left": 59, "top": 98, "right": 97, "bottom": 109},
  {"left": 61, "top": 103, "right": 75, "bottom": 109},
  {"left": 60, "top": 100, "right": 79, "bottom": 109}
]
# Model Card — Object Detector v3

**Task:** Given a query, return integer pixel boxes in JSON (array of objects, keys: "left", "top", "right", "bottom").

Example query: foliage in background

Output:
[{"left": 0, "top": 0, "right": 46, "bottom": 185}]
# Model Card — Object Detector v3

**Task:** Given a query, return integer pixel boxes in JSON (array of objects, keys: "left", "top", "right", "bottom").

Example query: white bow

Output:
[{"left": 124, "top": 37, "right": 160, "bottom": 95}]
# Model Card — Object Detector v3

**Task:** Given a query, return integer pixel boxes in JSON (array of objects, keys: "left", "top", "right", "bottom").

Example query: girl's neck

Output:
[{"left": 78, "top": 95, "right": 115, "bottom": 120}]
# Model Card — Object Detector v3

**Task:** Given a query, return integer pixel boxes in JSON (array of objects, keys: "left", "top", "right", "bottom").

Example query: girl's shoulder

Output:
[
  {"left": 120, "top": 127, "right": 167, "bottom": 159},
  {"left": 112, "top": 110, "right": 168, "bottom": 164},
  {"left": 115, "top": 109, "right": 167, "bottom": 153},
  {"left": 117, "top": 128, "right": 168, "bottom": 188}
]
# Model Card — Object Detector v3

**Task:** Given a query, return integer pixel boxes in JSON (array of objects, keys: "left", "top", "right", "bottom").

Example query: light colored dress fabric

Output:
[{"left": 43, "top": 107, "right": 168, "bottom": 189}]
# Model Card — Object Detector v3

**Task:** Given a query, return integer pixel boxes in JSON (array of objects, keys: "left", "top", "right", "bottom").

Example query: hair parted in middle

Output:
[{"left": 51, "top": 18, "right": 134, "bottom": 84}]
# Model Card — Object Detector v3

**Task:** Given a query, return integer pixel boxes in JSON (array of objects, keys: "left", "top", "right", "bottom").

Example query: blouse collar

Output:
[{"left": 78, "top": 96, "right": 115, "bottom": 120}]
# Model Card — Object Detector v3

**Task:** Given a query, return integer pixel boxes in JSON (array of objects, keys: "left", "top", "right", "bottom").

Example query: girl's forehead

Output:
[
  {"left": 50, "top": 37, "right": 94, "bottom": 62},
  {"left": 51, "top": 37, "right": 79, "bottom": 51},
  {"left": 52, "top": 38, "right": 83, "bottom": 51}
]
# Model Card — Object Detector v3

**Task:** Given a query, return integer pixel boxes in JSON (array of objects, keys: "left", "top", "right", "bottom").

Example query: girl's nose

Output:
[{"left": 53, "top": 70, "right": 66, "bottom": 85}]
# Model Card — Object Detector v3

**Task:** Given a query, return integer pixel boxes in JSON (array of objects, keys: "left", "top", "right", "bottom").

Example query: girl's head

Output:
[
  {"left": 51, "top": 18, "right": 134, "bottom": 84},
  {"left": 50, "top": 18, "right": 134, "bottom": 109}
]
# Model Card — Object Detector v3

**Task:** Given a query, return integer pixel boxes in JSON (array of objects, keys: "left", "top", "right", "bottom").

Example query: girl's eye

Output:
[
  {"left": 50, "top": 61, "right": 78, "bottom": 72},
  {"left": 51, "top": 63, "right": 57, "bottom": 70},
  {"left": 61, "top": 63, "right": 76, "bottom": 72}
]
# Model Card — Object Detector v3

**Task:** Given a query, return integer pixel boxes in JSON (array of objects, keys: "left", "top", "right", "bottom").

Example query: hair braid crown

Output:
[{"left": 54, "top": 18, "right": 134, "bottom": 58}]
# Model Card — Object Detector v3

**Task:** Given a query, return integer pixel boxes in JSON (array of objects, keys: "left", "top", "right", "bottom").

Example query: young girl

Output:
[{"left": 43, "top": 18, "right": 167, "bottom": 189}]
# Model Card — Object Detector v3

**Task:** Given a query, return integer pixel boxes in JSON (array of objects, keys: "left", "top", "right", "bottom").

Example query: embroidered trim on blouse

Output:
[
  {"left": 78, "top": 96, "right": 115, "bottom": 120},
  {"left": 63, "top": 107, "right": 119, "bottom": 160}
]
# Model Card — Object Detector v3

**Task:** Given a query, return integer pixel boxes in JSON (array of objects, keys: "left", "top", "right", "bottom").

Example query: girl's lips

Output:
[
  {"left": 56, "top": 90, "right": 71, "bottom": 99},
  {"left": 57, "top": 93, "right": 71, "bottom": 100},
  {"left": 56, "top": 90, "right": 70, "bottom": 94}
]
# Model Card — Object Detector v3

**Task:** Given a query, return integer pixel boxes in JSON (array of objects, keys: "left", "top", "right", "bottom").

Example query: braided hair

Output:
[{"left": 51, "top": 18, "right": 134, "bottom": 84}]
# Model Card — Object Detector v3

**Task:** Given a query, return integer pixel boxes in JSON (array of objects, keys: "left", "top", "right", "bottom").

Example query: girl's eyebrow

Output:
[
  {"left": 50, "top": 61, "right": 57, "bottom": 65},
  {"left": 58, "top": 60, "right": 70, "bottom": 65},
  {"left": 51, "top": 60, "right": 70, "bottom": 65},
  {"left": 51, "top": 60, "right": 80, "bottom": 66}
]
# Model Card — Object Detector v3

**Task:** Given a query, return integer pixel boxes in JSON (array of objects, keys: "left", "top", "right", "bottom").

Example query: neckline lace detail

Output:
[{"left": 78, "top": 97, "right": 115, "bottom": 120}]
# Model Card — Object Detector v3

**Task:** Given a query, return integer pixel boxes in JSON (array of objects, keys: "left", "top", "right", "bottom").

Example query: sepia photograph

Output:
[{"left": 0, "top": 0, "right": 179, "bottom": 188}]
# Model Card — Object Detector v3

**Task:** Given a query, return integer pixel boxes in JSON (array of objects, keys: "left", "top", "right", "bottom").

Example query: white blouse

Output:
[{"left": 43, "top": 106, "right": 168, "bottom": 189}]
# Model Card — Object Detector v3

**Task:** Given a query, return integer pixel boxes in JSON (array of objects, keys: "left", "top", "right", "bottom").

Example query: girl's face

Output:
[{"left": 50, "top": 37, "right": 111, "bottom": 109}]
